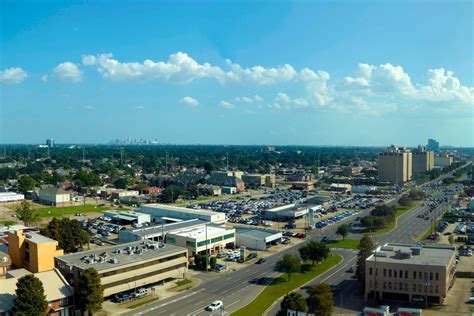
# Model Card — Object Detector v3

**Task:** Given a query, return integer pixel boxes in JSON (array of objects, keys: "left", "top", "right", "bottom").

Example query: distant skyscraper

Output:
[
  {"left": 426, "top": 138, "right": 439, "bottom": 152},
  {"left": 46, "top": 139, "right": 55, "bottom": 148}
]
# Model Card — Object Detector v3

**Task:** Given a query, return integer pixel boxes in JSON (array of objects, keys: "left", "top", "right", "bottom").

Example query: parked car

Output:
[
  {"left": 115, "top": 292, "right": 133, "bottom": 303},
  {"left": 133, "top": 288, "right": 148, "bottom": 298},
  {"left": 247, "top": 253, "right": 258, "bottom": 260},
  {"left": 215, "top": 264, "right": 226, "bottom": 271},
  {"left": 256, "top": 258, "right": 267, "bottom": 264},
  {"left": 205, "top": 300, "right": 223, "bottom": 311}
]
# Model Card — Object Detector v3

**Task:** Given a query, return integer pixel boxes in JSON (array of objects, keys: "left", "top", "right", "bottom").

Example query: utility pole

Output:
[{"left": 226, "top": 152, "right": 229, "bottom": 171}]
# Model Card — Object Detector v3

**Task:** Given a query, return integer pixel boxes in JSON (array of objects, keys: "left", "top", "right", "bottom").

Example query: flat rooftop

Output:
[
  {"left": 367, "top": 243, "right": 455, "bottom": 267},
  {"left": 168, "top": 225, "right": 231, "bottom": 239},
  {"left": 24, "top": 232, "right": 58, "bottom": 244},
  {"left": 141, "top": 203, "right": 219, "bottom": 216},
  {"left": 123, "top": 219, "right": 206, "bottom": 237},
  {"left": 237, "top": 228, "right": 281, "bottom": 239},
  {"left": 55, "top": 241, "right": 186, "bottom": 271}
]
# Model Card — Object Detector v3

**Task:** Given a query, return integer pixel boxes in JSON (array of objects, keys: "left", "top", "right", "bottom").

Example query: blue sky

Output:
[{"left": 1, "top": 0, "right": 473, "bottom": 146}]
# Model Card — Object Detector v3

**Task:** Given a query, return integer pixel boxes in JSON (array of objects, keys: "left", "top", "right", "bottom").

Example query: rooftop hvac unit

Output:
[
  {"left": 108, "top": 258, "right": 118, "bottom": 264},
  {"left": 375, "top": 251, "right": 387, "bottom": 257},
  {"left": 25, "top": 234, "right": 32, "bottom": 238},
  {"left": 410, "top": 247, "right": 422, "bottom": 255}
]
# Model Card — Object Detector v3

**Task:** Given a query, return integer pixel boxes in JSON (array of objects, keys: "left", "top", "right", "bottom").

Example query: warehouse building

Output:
[
  {"left": 0, "top": 192, "right": 24, "bottom": 203},
  {"left": 139, "top": 204, "right": 226, "bottom": 224},
  {"left": 55, "top": 241, "right": 188, "bottom": 297},
  {"left": 364, "top": 243, "right": 456, "bottom": 304},
  {"left": 235, "top": 229, "right": 283, "bottom": 251},
  {"left": 264, "top": 204, "right": 309, "bottom": 221},
  {"left": 104, "top": 210, "right": 151, "bottom": 225},
  {"left": 166, "top": 224, "right": 236, "bottom": 257}
]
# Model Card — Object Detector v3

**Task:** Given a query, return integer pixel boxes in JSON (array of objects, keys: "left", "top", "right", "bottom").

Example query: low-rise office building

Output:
[
  {"left": 242, "top": 174, "right": 276, "bottom": 188},
  {"left": 38, "top": 187, "right": 71, "bottom": 206},
  {"left": 55, "top": 241, "right": 188, "bottom": 297},
  {"left": 264, "top": 205, "right": 309, "bottom": 221},
  {"left": 236, "top": 229, "right": 282, "bottom": 251},
  {"left": 364, "top": 243, "right": 456, "bottom": 304},
  {"left": 330, "top": 183, "right": 352, "bottom": 193},
  {"left": 139, "top": 204, "right": 226, "bottom": 224},
  {"left": 0, "top": 268, "right": 74, "bottom": 316},
  {"left": 165, "top": 225, "right": 235, "bottom": 257},
  {"left": 7, "top": 230, "right": 63, "bottom": 273},
  {"left": 104, "top": 210, "right": 151, "bottom": 225},
  {"left": 291, "top": 181, "right": 314, "bottom": 191}
]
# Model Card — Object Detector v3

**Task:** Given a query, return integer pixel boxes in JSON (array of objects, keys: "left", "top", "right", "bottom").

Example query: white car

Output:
[{"left": 205, "top": 300, "right": 223, "bottom": 311}]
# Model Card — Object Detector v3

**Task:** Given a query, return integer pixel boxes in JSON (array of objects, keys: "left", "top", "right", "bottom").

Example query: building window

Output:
[
  {"left": 413, "top": 271, "right": 417, "bottom": 279},
  {"left": 429, "top": 285, "right": 433, "bottom": 293},
  {"left": 419, "top": 272, "right": 422, "bottom": 279},
  {"left": 400, "top": 270, "right": 403, "bottom": 278},
  {"left": 383, "top": 269, "right": 386, "bottom": 277},
  {"left": 424, "top": 272, "right": 428, "bottom": 280},
  {"left": 405, "top": 283, "right": 408, "bottom": 291},
  {"left": 389, "top": 269, "right": 392, "bottom": 277},
  {"left": 167, "top": 237, "right": 176, "bottom": 244},
  {"left": 197, "top": 240, "right": 211, "bottom": 247},
  {"left": 435, "top": 284, "right": 439, "bottom": 293},
  {"left": 405, "top": 270, "right": 408, "bottom": 278},
  {"left": 388, "top": 282, "right": 392, "bottom": 290},
  {"left": 369, "top": 267, "right": 373, "bottom": 276},
  {"left": 394, "top": 270, "right": 397, "bottom": 278},
  {"left": 394, "top": 283, "right": 397, "bottom": 290},
  {"left": 413, "top": 284, "right": 416, "bottom": 292},
  {"left": 186, "top": 241, "right": 196, "bottom": 247},
  {"left": 211, "top": 236, "right": 223, "bottom": 243},
  {"left": 223, "top": 233, "right": 235, "bottom": 240},
  {"left": 399, "top": 283, "right": 403, "bottom": 291},
  {"left": 383, "top": 282, "right": 386, "bottom": 289},
  {"left": 435, "top": 272, "right": 439, "bottom": 281},
  {"left": 430, "top": 272, "right": 433, "bottom": 280},
  {"left": 418, "top": 284, "right": 422, "bottom": 292}
]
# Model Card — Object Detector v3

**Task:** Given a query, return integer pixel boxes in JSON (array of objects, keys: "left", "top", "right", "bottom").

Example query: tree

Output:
[
  {"left": 305, "top": 284, "right": 333, "bottom": 316},
  {"left": 398, "top": 196, "right": 412, "bottom": 207},
  {"left": 114, "top": 177, "right": 128, "bottom": 189},
  {"left": 298, "top": 241, "right": 330, "bottom": 267},
  {"left": 77, "top": 268, "right": 104, "bottom": 316},
  {"left": 14, "top": 274, "right": 48, "bottom": 315},
  {"left": 448, "top": 235, "right": 454, "bottom": 245},
  {"left": 160, "top": 185, "right": 184, "bottom": 203},
  {"left": 408, "top": 189, "right": 425, "bottom": 200},
  {"left": 356, "top": 235, "right": 374, "bottom": 291},
  {"left": 277, "top": 292, "right": 308, "bottom": 316},
  {"left": 275, "top": 254, "right": 301, "bottom": 281},
  {"left": 42, "top": 218, "right": 90, "bottom": 253},
  {"left": 18, "top": 175, "right": 36, "bottom": 192},
  {"left": 74, "top": 171, "right": 101, "bottom": 188},
  {"left": 336, "top": 224, "right": 350, "bottom": 241},
  {"left": 15, "top": 200, "right": 39, "bottom": 226},
  {"left": 209, "top": 256, "right": 217, "bottom": 270}
]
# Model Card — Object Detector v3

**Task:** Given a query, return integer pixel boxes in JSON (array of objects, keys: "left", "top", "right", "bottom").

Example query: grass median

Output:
[
  {"left": 327, "top": 239, "right": 360, "bottom": 249},
  {"left": 231, "top": 254, "right": 342, "bottom": 316},
  {"left": 364, "top": 204, "right": 414, "bottom": 236}
]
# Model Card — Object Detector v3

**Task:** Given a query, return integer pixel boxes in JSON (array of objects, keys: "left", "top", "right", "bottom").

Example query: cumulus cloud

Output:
[
  {"left": 219, "top": 100, "right": 234, "bottom": 109},
  {"left": 0, "top": 67, "right": 28, "bottom": 84},
  {"left": 254, "top": 95, "right": 264, "bottom": 102},
  {"left": 180, "top": 96, "right": 199, "bottom": 107},
  {"left": 275, "top": 92, "right": 309, "bottom": 107},
  {"left": 53, "top": 62, "right": 83, "bottom": 82},
  {"left": 41, "top": 75, "right": 48, "bottom": 82}
]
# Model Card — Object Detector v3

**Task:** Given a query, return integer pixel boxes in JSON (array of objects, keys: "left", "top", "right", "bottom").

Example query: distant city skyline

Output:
[{"left": 1, "top": 1, "right": 473, "bottom": 146}]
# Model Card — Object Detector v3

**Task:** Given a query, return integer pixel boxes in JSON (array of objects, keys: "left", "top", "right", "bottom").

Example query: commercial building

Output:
[
  {"left": 55, "top": 241, "right": 188, "bottom": 297},
  {"left": 0, "top": 268, "right": 74, "bottom": 316},
  {"left": 291, "top": 181, "right": 314, "bottom": 191},
  {"left": 38, "top": 186, "right": 71, "bottom": 206},
  {"left": 352, "top": 186, "right": 377, "bottom": 194},
  {"left": 412, "top": 146, "right": 435, "bottom": 175},
  {"left": 242, "top": 174, "right": 276, "bottom": 188},
  {"left": 104, "top": 210, "right": 151, "bottom": 225},
  {"left": 426, "top": 138, "right": 440, "bottom": 152},
  {"left": 7, "top": 230, "right": 63, "bottom": 273},
  {"left": 235, "top": 229, "right": 282, "bottom": 251},
  {"left": 165, "top": 224, "right": 236, "bottom": 257},
  {"left": 0, "top": 192, "right": 24, "bottom": 203},
  {"left": 434, "top": 153, "right": 453, "bottom": 167},
  {"left": 364, "top": 243, "right": 456, "bottom": 304},
  {"left": 139, "top": 204, "right": 226, "bottom": 224},
  {"left": 196, "top": 184, "right": 221, "bottom": 196},
  {"left": 264, "top": 205, "right": 309, "bottom": 221},
  {"left": 378, "top": 146, "right": 412, "bottom": 186},
  {"left": 111, "top": 189, "right": 139, "bottom": 199},
  {"left": 46, "top": 138, "right": 55, "bottom": 148},
  {"left": 330, "top": 183, "right": 352, "bottom": 193}
]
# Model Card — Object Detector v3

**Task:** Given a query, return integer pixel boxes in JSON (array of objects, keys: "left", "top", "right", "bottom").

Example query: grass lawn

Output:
[
  {"left": 33, "top": 205, "right": 108, "bottom": 218},
  {"left": 231, "top": 254, "right": 342, "bottom": 316},
  {"left": 364, "top": 204, "right": 414, "bottom": 236},
  {"left": 0, "top": 220, "right": 17, "bottom": 226},
  {"left": 175, "top": 279, "right": 192, "bottom": 287},
  {"left": 126, "top": 297, "right": 159, "bottom": 309},
  {"left": 328, "top": 239, "right": 360, "bottom": 249}
]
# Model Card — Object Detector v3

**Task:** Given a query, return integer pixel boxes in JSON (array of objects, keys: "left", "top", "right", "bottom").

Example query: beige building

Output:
[
  {"left": 0, "top": 251, "right": 11, "bottom": 278},
  {"left": 38, "top": 187, "right": 71, "bottom": 206},
  {"left": 55, "top": 241, "right": 188, "bottom": 297},
  {"left": 378, "top": 146, "right": 412, "bottom": 186},
  {"left": 412, "top": 146, "right": 434, "bottom": 175},
  {"left": 7, "top": 230, "right": 63, "bottom": 273},
  {"left": 242, "top": 174, "right": 276, "bottom": 188},
  {"left": 365, "top": 243, "right": 456, "bottom": 304},
  {"left": 166, "top": 224, "right": 235, "bottom": 257},
  {"left": 434, "top": 153, "right": 453, "bottom": 167}
]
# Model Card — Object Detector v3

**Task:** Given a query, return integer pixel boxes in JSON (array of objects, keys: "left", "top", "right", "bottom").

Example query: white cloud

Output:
[
  {"left": 219, "top": 100, "right": 234, "bottom": 109},
  {"left": 41, "top": 75, "right": 48, "bottom": 82},
  {"left": 254, "top": 95, "right": 264, "bottom": 102},
  {"left": 0, "top": 67, "right": 28, "bottom": 84},
  {"left": 180, "top": 96, "right": 199, "bottom": 107},
  {"left": 53, "top": 62, "right": 83, "bottom": 82},
  {"left": 225, "top": 59, "right": 297, "bottom": 85},
  {"left": 275, "top": 92, "right": 309, "bottom": 107}
]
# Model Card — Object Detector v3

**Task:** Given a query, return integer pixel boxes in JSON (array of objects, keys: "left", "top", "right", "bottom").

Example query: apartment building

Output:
[
  {"left": 38, "top": 187, "right": 71, "bottom": 206},
  {"left": 165, "top": 224, "right": 236, "bottom": 257},
  {"left": 364, "top": 243, "right": 456, "bottom": 304},
  {"left": 412, "top": 146, "right": 434, "bottom": 175},
  {"left": 242, "top": 174, "right": 276, "bottom": 188},
  {"left": 55, "top": 242, "right": 188, "bottom": 297},
  {"left": 378, "top": 146, "right": 412, "bottom": 186},
  {"left": 434, "top": 153, "right": 453, "bottom": 167},
  {"left": 7, "top": 230, "right": 63, "bottom": 273}
]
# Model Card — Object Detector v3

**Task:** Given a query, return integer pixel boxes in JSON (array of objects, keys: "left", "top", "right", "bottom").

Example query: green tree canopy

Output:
[
  {"left": 18, "top": 175, "right": 36, "bottom": 192},
  {"left": 277, "top": 292, "right": 308, "bottom": 316},
  {"left": 356, "top": 235, "right": 374, "bottom": 291},
  {"left": 160, "top": 185, "right": 184, "bottom": 203},
  {"left": 275, "top": 254, "right": 301, "bottom": 281},
  {"left": 14, "top": 200, "right": 39, "bottom": 226},
  {"left": 114, "top": 177, "right": 129, "bottom": 189},
  {"left": 336, "top": 224, "right": 350, "bottom": 240},
  {"left": 42, "top": 218, "right": 90, "bottom": 253},
  {"left": 74, "top": 171, "right": 102, "bottom": 188},
  {"left": 298, "top": 241, "right": 330, "bottom": 267},
  {"left": 77, "top": 268, "right": 104, "bottom": 316},
  {"left": 14, "top": 274, "right": 48, "bottom": 316},
  {"left": 398, "top": 196, "right": 413, "bottom": 207},
  {"left": 305, "top": 284, "right": 333, "bottom": 316}
]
